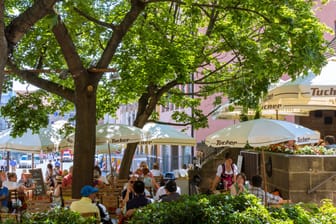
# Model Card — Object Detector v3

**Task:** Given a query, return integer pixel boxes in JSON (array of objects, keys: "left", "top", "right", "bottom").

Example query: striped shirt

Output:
[{"left": 249, "top": 186, "right": 281, "bottom": 204}]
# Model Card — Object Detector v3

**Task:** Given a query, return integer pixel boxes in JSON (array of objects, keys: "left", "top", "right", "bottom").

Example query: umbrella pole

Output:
[
  {"left": 32, "top": 153, "right": 35, "bottom": 169},
  {"left": 108, "top": 143, "right": 113, "bottom": 176},
  {"left": 261, "top": 149, "right": 268, "bottom": 205}
]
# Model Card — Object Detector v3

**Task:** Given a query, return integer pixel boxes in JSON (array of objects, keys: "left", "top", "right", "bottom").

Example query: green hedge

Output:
[
  {"left": 2, "top": 207, "right": 97, "bottom": 224},
  {"left": 128, "top": 193, "right": 336, "bottom": 224}
]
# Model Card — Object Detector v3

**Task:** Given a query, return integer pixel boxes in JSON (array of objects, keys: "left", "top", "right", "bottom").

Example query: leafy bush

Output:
[
  {"left": 128, "top": 194, "right": 336, "bottom": 224},
  {"left": 19, "top": 207, "right": 97, "bottom": 224}
]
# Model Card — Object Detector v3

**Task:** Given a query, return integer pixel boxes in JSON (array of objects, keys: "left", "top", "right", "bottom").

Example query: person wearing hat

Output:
[
  {"left": 154, "top": 175, "right": 181, "bottom": 201},
  {"left": 54, "top": 160, "right": 62, "bottom": 176},
  {"left": 70, "top": 185, "right": 100, "bottom": 220},
  {"left": 160, "top": 180, "right": 180, "bottom": 202}
]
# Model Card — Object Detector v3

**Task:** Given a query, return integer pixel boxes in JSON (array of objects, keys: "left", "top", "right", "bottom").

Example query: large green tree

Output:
[{"left": 0, "top": 0, "right": 330, "bottom": 196}]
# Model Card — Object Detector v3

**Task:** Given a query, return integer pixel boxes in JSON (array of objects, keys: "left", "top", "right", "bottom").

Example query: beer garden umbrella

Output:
[
  {"left": 205, "top": 118, "right": 320, "bottom": 202},
  {"left": 263, "top": 57, "right": 336, "bottom": 110},
  {"left": 59, "top": 123, "right": 146, "bottom": 148},
  {"left": 212, "top": 103, "right": 310, "bottom": 120},
  {"left": 142, "top": 122, "right": 196, "bottom": 146},
  {"left": 59, "top": 123, "right": 146, "bottom": 172},
  {"left": 0, "top": 128, "right": 56, "bottom": 153},
  {"left": 205, "top": 118, "right": 319, "bottom": 148}
]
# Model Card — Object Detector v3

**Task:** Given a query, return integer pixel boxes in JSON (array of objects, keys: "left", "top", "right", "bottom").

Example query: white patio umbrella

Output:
[
  {"left": 205, "top": 118, "right": 320, "bottom": 148},
  {"left": 143, "top": 122, "right": 196, "bottom": 146},
  {"left": 205, "top": 118, "right": 320, "bottom": 203},
  {"left": 212, "top": 103, "right": 310, "bottom": 120},
  {"left": 60, "top": 123, "right": 146, "bottom": 148},
  {"left": 96, "top": 123, "right": 145, "bottom": 145},
  {"left": 0, "top": 128, "right": 55, "bottom": 153},
  {"left": 263, "top": 57, "right": 336, "bottom": 110}
]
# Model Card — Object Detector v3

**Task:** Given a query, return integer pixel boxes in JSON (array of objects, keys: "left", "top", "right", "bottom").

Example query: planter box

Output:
[{"left": 243, "top": 151, "right": 336, "bottom": 204}]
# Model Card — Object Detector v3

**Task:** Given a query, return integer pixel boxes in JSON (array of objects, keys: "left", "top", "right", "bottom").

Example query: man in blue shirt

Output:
[{"left": 0, "top": 179, "right": 9, "bottom": 212}]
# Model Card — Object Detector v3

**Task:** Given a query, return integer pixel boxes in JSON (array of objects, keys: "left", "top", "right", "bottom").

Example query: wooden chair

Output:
[
  {"left": 61, "top": 187, "right": 72, "bottom": 199},
  {"left": 26, "top": 199, "right": 51, "bottom": 213},
  {"left": 0, "top": 213, "right": 20, "bottom": 223}
]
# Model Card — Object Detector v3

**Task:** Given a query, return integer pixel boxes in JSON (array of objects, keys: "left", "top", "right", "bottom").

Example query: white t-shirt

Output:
[
  {"left": 151, "top": 169, "right": 161, "bottom": 177},
  {"left": 3, "top": 181, "right": 20, "bottom": 190},
  {"left": 215, "top": 163, "right": 238, "bottom": 177}
]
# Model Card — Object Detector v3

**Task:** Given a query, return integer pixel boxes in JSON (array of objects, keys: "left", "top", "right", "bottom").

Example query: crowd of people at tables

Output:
[
  {"left": 210, "top": 152, "right": 284, "bottom": 205},
  {"left": 0, "top": 152, "right": 287, "bottom": 223}
]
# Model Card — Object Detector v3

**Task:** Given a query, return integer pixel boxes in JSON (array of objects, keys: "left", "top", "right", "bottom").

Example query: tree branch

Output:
[
  {"left": 7, "top": 59, "right": 75, "bottom": 103},
  {"left": 147, "top": 105, "right": 220, "bottom": 127},
  {"left": 74, "top": 7, "right": 115, "bottom": 30},
  {"left": 97, "top": 0, "right": 146, "bottom": 69},
  {"left": 5, "top": 0, "right": 58, "bottom": 47},
  {"left": 51, "top": 15, "right": 89, "bottom": 80}
]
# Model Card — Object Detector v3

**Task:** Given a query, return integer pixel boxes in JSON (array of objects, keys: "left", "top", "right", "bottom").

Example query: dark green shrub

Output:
[
  {"left": 129, "top": 193, "right": 281, "bottom": 224},
  {"left": 20, "top": 207, "right": 97, "bottom": 224},
  {"left": 129, "top": 193, "right": 336, "bottom": 224}
]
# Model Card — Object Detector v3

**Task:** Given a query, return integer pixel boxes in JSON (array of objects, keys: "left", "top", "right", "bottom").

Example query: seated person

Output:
[
  {"left": 160, "top": 180, "right": 180, "bottom": 202},
  {"left": 62, "top": 166, "right": 73, "bottom": 188},
  {"left": 0, "top": 179, "right": 9, "bottom": 212},
  {"left": 52, "top": 176, "right": 64, "bottom": 207},
  {"left": 3, "top": 172, "right": 21, "bottom": 191},
  {"left": 121, "top": 174, "right": 138, "bottom": 203},
  {"left": 125, "top": 180, "right": 152, "bottom": 218},
  {"left": 249, "top": 175, "right": 283, "bottom": 205},
  {"left": 93, "top": 165, "right": 106, "bottom": 188},
  {"left": 142, "top": 167, "right": 159, "bottom": 197},
  {"left": 4, "top": 172, "right": 26, "bottom": 211},
  {"left": 230, "top": 173, "right": 248, "bottom": 196},
  {"left": 18, "top": 170, "right": 35, "bottom": 200},
  {"left": 70, "top": 185, "right": 100, "bottom": 220},
  {"left": 151, "top": 163, "right": 161, "bottom": 177},
  {"left": 155, "top": 175, "right": 181, "bottom": 201},
  {"left": 324, "top": 135, "right": 336, "bottom": 149},
  {"left": 96, "top": 201, "right": 113, "bottom": 224}
]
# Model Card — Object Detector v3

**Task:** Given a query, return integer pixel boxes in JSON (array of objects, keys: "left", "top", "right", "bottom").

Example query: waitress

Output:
[{"left": 211, "top": 152, "right": 238, "bottom": 192}]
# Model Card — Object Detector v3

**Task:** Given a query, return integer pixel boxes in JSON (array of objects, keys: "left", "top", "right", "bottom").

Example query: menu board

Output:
[{"left": 29, "top": 168, "right": 46, "bottom": 196}]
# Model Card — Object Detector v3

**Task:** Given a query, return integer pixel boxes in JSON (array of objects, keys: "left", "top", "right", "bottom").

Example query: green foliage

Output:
[
  {"left": 3, "top": 0, "right": 330, "bottom": 132},
  {"left": 20, "top": 207, "right": 97, "bottom": 224},
  {"left": 129, "top": 194, "right": 336, "bottom": 224},
  {"left": 129, "top": 193, "right": 272, "bottom": 224},
  {"left": 0, "top": 90, "right": 52, "bottom": 136}
]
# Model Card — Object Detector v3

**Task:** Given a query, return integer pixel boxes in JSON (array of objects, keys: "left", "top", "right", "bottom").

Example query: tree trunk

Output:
[
  {"left": 0, "top": 0, "right": 7, "bottom": 100},
  {"left": 72, "top": 79, "right": 97, "bottom": 198},
  {"left": 119, "top": 107, "right": 151, "bottom": 179},
  {"left": 119, "top": 143, "right": 137, "bottom": 179}
]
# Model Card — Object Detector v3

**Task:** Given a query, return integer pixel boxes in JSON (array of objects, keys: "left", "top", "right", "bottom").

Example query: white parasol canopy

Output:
[
  {"left": 0, "top": 128, "right": 55, "bottom": 153},
  {"left": 59, "top": 123, "right": 146, "bottom": 148},
  {"left": 143, "top": 122, "right": 196, "bottom": 146},
  {"left": 96, "top": 123, "right": 145, "bottom": 145},
  {"left": 263, "top": 57, "right": 336, "bottom": 110},
  {"left": 205, "top": 118, "right": 320, "bottom": 148},
  {"left": 212, "top": 103, "right": 310, "bottom": 120}
]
